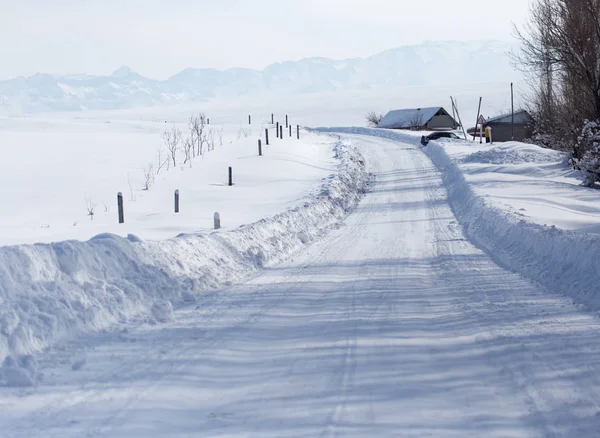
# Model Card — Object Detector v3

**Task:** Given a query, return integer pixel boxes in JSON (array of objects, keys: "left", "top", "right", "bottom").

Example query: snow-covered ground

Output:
[
  {"left": 3, "top": 133, "right": 600, "bottom": 437},
  {"left": 434, "top": 140, "right": 600, "bottom": 234},
  {"left": 4, "top": 98, "right": 600, "bottom": 436},
  {"left": 0, "top": 119, "right": 370, "bottom": 373},
  {"left": 0, "top": 116, "right": 338, "bottom": 245},
  {"left": 318, "top": 126, "right": 600, "bottom": 312}
]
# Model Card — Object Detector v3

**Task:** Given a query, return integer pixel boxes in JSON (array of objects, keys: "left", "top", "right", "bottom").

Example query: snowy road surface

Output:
[{"left": 3, "top": 135, "right": 600, "bottom": 437}]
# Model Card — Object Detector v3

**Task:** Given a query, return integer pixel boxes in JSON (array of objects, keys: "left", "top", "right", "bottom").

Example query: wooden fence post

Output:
[
  {"left": 289, "top": 125, "right": 292, "bottom": 137},
  {"left": 280, "top": 125, "right": 283, "bottom": 139},
  {"left": 265, "top": 128, "right": 269, "bottom": 145},
  {"left": 276, "top": 122, "right": 279, "bottom": 138},
  {"left": 228, "top": 167, "right": 233, "bottom": 186},
  {"left": 258, "top": 139, "right": 262, "bottom": 156},
  {"left": 297, "top": 125, "right": 300, "bottom": 139},
  {"left": 174, "top": 189, "right": 180, "bottom": 213},
  {"left": 214, "top": 212, "right": 221, "bottom": 229},
  {"left": 271, "top": 113, "right": 274, "bottom": 124},
  {"left": 286, "top": 115, "right": 288, "bottom": 128},
  {"left": 117, "top": 192, "right": 124, "bottom": 224}
]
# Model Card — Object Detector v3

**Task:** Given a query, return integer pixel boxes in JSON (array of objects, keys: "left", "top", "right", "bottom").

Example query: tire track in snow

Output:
[{"left": 68, "top": 193, "right": 375, "bottom": 438}]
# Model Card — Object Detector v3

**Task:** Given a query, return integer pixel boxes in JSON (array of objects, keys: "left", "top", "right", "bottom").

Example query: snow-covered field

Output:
[
  {"left": 0, "top": 111, "right": 372, "bottom": 372},
  {"left": 0, "top": 116, "right": 340, "bottom": 246}
]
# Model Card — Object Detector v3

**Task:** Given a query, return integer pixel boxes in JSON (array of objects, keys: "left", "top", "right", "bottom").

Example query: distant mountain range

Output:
[{"left": 0, "top": 40, "right": 519, "bottom": 114}]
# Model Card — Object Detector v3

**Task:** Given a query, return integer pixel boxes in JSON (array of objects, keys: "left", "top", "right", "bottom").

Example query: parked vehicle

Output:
[{"left": 420, "top": 131, "right": 460, "bottom": 146}]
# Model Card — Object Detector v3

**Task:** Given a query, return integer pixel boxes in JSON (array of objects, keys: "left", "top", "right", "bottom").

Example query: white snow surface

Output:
[
  {"left": 2, "top": 134, "right": 600, "bottom": 436},
  {"left": 0, "top": 128, "right": 370, "bottom": 367},
  {"left": 0, "top": 117, "right": 340, "bottom": 246},
  {"left": 317, "top": 127, "right": 600, "bottom": 311}
]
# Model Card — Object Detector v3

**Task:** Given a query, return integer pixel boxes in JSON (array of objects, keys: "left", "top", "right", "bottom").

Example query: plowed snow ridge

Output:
[
  {"left": 0, "top": 140, "right": 370, "bottom": 370},
  {"left": 316, "top": 127, "right": 600, "bottom": 310}
]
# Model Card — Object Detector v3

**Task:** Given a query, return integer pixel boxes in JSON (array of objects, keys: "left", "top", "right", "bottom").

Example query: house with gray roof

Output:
[
  {"left": 486, "top": 110, "right": 534, "bottom": 142},
  {"left": 378, "top": 107, "right": 458, "bottom": 130}
]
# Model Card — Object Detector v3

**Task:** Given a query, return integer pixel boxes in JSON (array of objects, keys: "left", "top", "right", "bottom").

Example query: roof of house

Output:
[
  {"left": 487, "top": 109, "right": 533, "bottom": 125},
  {"left": 378, "top": 107, "right": 451, "bottom": 129}
]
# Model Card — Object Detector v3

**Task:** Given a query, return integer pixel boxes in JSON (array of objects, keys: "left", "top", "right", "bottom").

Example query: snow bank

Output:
[
  {"left": 462, "top": 142, "right": 564, "bottom": 165},
  {"left": 423, "top": 141, "right": 600, "bottom": 310},
  {"left": 317, "top": 127, "right": 600, "bottom": 312},
  {"left": 0, "top": 140, "right": 370, "bottom": 370}
]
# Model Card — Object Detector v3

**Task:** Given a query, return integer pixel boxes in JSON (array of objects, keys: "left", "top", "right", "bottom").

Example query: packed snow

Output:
[
  {"left": 2, "top": 133, "right": 600, "bottom": 437},
  {"left": 317, "top": 127, "right": 600, "bottom": 312}
]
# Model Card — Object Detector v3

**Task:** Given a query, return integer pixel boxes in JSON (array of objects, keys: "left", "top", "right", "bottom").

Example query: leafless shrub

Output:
[
  {"left": 183, "top": 135, "right": 194, "bottom": 165},
  {"left": 207, "top": 128, "right": 216, "bottom": 152},
  {"left": 408, "top": 112, "right": 425, "bottom": 130},
  {"left": 143, "top": 163, "right": 155, "bottom": 190},
  {"left": 366, "top": 111, "right": 384, "bottom": 127},
  {"left": 189, "top": 113, "right": 207, "bottom": 156},
  {"left": 163, "top": 125, "right": 182, "bottom": 167}
]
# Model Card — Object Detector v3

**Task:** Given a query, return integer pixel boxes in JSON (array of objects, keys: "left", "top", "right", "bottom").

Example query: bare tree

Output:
[
  {"left": 366, "top": 111, "right": 384, "bottom": 127},
  {"left": 515, "top": 0, "right": 600, "bottom": 156},
  {"left": 207, "top": 128, "right": 216, "bottom": 152},
  {"left": 143, "top": 163, "right": 154, "bottom": 190},
  {"left": 183, "top": 134, "right": 194, "bottom": 165},
  {"left": 408, "top": 112, "right": 425, "bottom": 130},
  {"left": 218, "top": 125, "right": 224, "bottom": 147},
  {"left": 163, "top": 125, "right": 182, "bottom": 167},
  {"left": 189, "top": 113, "right": 207, "bottom": 156}
]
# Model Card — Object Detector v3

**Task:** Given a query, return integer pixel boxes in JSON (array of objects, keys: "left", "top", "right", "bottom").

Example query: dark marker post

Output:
[{"left": 117, "top": 192, "right": 124, "bottom": 224}]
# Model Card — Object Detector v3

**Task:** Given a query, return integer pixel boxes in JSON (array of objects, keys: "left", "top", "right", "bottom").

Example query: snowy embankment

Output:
[
  {"left": 317, "top": 127, "right": 600, "bottom": 311},
  {"left": 0, "top": 137, "right": 369, "bottom": 384}
]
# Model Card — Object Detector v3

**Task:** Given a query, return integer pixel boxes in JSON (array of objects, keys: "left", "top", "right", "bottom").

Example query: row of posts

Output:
[
  {"left": 258, "top": 113, "right": 301, "bottom": 156},
  {"left": 117, "top": 190, "right": 222, "bottom": 229},
  {"left": 118, "top": 114, "right": 301, "bottom": 225}
]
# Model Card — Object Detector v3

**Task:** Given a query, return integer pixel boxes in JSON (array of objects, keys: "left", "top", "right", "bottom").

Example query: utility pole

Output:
[
  {"left": 451, "top": 96, "right": 468, "bottom": 140},
  {"left": 511, "top": 82, "right": 515, "bottom": 141}
]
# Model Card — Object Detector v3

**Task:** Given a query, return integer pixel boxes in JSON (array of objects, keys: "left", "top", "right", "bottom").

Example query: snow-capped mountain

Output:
[{"left": 0, "top": 40, "right": 519, "bottom": 114}]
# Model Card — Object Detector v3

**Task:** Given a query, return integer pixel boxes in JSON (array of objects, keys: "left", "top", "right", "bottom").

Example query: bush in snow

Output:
[
  {"left": 365, "top": 111, "right": 384, "bottom": 128},
  {"left": 574, "top": 120, "right": 600, "bottom": 187}
]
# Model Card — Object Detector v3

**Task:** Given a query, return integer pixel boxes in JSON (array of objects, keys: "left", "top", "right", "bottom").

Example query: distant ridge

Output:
[{"left": 0, "top": 40, "right": 519, "bottom": 115}]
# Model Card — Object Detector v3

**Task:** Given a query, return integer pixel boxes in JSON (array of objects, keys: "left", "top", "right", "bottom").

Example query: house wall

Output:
[
  {"left": 427, "top": 115, "right": 457, "bottom": 129},
  {"left": 488, "top": 123, "right": 533, "bottom": 142}
]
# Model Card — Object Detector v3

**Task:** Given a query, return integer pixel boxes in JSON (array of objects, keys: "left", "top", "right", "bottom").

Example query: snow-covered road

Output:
[{"left": 3, "top": 135, "right": 600, "bottom": 437}]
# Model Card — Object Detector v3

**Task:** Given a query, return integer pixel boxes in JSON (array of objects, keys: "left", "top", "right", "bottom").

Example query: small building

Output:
[
  {"left": 485, "top": 110, "right": 534, "bottom": 142},
  {"left": 378, "top": 107, "right": 458, "bottom": 130}
]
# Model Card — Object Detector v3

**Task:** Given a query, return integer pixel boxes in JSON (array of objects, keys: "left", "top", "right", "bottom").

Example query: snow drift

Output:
[
  {"left": 317, "top": 127, "right": 600, "bottom": 311},
  {"left": 0, "top": 139, "right": 369, "bottom": 379}
]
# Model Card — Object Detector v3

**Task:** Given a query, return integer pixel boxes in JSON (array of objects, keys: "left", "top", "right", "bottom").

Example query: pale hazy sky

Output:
[{"left": 0, "top": 0, "right": 531, "bottom": 80}]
